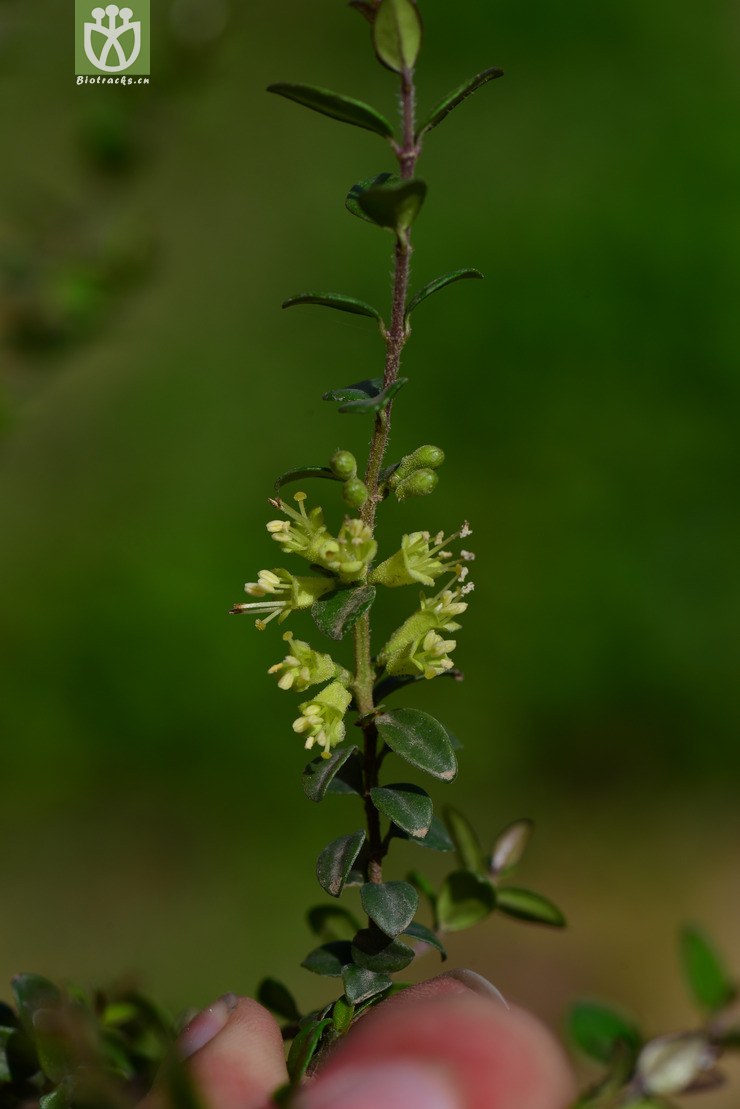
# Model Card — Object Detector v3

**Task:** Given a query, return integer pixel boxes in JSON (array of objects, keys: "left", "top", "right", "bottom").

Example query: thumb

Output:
[{"left": 141, "top": 995, "right": 287, "bottom": 1109}]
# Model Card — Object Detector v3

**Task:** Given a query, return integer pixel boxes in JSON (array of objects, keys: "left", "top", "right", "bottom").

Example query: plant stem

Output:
[{"left": 353, "top": 66, "right": 419, "bottom": 885}]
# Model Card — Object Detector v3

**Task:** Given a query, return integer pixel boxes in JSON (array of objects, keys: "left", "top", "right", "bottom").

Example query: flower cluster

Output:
[
  {"left": 232, "top": 475, "right": 474, "bottom": 754},
  {"left": 230, "top": 568, "right": 333, "bottom": 630},
  {"left": 292, "top": 680, "right": 353, "bottom": 758},
  {"left": 268, "top": 631, "right": 344, "bottom": 693},
  {"left": 267, "top": 493, "right": 376, "bottom": 582}
]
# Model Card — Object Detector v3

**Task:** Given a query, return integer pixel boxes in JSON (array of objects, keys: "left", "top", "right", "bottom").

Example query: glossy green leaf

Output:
[
  {"left": 403, "top": 922, "right": 447, "bottom": 960},
  {"left": 257, "top": 979, "right": 301, "bottom": 1024},
  {"left": 338, "top": 377, "right": 408, "bottom": 415},
  {"left": 346, "top": 173, "right": 399, "bottom": 223},
  {"left": 307, "top": 905, "right": 361, "bottom": 943},
  {"left": 312, "top": 585, "right": 376, "bottom": 641},
  {"left": 267, "top": 84, "right": 394, "bottom": 139},
  {"left": 301, "top": 941, "right": 353, "bottom": 978},
  {"left": 286, "top": 1018, "right": 332, "bottom": 1084},
  {"left": 437, "top": 870, "right": 496, "bottom": 932},
  {"left": 323, "top": 378, "right": 383, "bottom": 403},
  {"left": 490, "top": 819, "right": 534, "bottom": 878},
  {"left": 416, "top": 67, "right": 504, "bottom": 139},
  {"left": 357, "top": 179, "right": 427, "bottom": 234},
  {"left": 680, "top": 926, "right": 736, "bottom": 1012},
  {"left": 303, "top": 745, "right": 359, "bottom": 802},
  {"left": 496, "top": 887, "right": 566, "bottom": 928},
  {"left": 361, "top": 881, "right": 418, "bottom": 938},
  {"left": 282, "top": 292, "right": 383, "bottom": 322},
  {"left": 405, "top": 269, "right": 483, "bottom": 320},
  {"left": 445, "top": 806, "right": 487, "bottom": 875},
  {"left": 342, "top": 966, "right": 393, "bottom": 1006},
  {"left": 317, "top": 831, "right": 366, "bottom": 897},
  {"left": 351, "top": 929, "right": 415, "bottom": 973},
  {"left": 568, "top": 1002, "right": 641, "bottom": 1065},
  {"left": 371, "top": 783, "right": 432, "bottom": 838},
  {"left": 12, "top": 974, "right": 62, "bottom": 1037},
  {"left": 376, "top": 708, "right": 457, "bottom": 781},
  {"left": 274, "top": 465, "right": 341, "bottom": 493},
  {"left": 373, "top": 0, "right": 423, "bottom": 73}
]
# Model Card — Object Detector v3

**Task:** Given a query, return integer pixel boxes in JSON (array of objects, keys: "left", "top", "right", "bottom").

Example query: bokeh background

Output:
[{"left": 1, "top": 0, "right": 739, "bottom": 1099}]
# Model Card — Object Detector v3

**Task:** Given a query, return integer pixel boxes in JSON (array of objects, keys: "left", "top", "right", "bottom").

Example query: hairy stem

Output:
[{"left": 353, "top": 67, "right": 419, "bottom": 885}]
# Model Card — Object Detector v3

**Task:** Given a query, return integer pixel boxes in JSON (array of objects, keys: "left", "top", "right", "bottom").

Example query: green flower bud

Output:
[
  {"left": 343, "top": 478, "right": 369, "bottom": 509},
  {"left": 331, "top": 450, "right": 357, "bottom": 480},
  {"left": 395, "top": 468, "right": 438, "bottom": 502},
  {"left": 389, "top": 445, "right": 445, "bottom": 489}
]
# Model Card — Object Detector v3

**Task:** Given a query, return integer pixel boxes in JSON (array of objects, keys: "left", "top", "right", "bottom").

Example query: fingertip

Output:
[{"left": 308, "top": 988, "right": 575, "bottom": 1109}]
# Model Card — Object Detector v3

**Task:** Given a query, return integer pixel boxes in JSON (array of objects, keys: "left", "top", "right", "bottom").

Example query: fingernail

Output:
[
  {"left": 178, "top": 994, "right": 239, "bottom": 1059},
  {"left": 447, "top": 969, "right": 509, "bottom": 1007},
  {"left": 299, "top": 1062, "right": 460, "bottom": 1109}
]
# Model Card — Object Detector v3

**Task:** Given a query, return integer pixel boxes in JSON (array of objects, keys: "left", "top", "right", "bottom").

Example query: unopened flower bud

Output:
[
  {"left": 638, "top": 1033, "right": 717, "bottom": 1097},
  {"left": 343, "top": 477, "right": 368, "bottom": 509},
  {"left": 389, "top": 445, "right": 445, "bottom": 489},
  {"left": 331, "top": 450, "right": 357, "bottom": 480},
  {"left": 395, "top": 468, "right": 438, "bottom": 502}
]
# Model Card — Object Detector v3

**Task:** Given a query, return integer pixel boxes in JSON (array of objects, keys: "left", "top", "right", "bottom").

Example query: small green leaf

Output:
[
  {"left": 496, "top": 887, "right": 566, "bottom": 928},
  {"left": 445, "top": 806, "right": 487, "bottom": 875},
  {"left": 346, "top": 173, "right": 399, "bottom": 223},
  {"left": 405, "top": 269, "right": 483, "bottom": 320},
  {"left": 371, "top": 783, "right": 432, "bottom": 838},
  {"left": 373, "top": 0, "right": 423, "bottom": 74},
  {"left": 301, "top": 942, "right": 353, "bottom": 978},
  {"left": 342, "top": 966, "right": 393, "bottom": 1006},
  {"left": 317, "top": 831, "right": 366, "bottom": 897},
  {"left": 267, "top": 84, "right": 394, "bottom": 139},
  {"left": 257, "top": 979, "right": 301, "bottom": 1024},
  {"left": 338, "top": 378, "right": 408, "bottom": 415},
  {"left": 568, "top": 1002, "right": 641, "bottom": 1065},
  {"left": 361, "top": 881, "right": 418, "bottom": 938},
  {"left": 376, "top": 708, "right": 457, "bottom": 781},
  {"left": 274, "top": 466, "right": 341, "bottom": 494},
  {"left": 324, "top": 378, "right": 383, "bottom": 403},
  {"left": 307, "top": 905, "right": 361, "bottom": 943},
  {"left": 490, "top": 819, "right": 534, "bottom": 878},
  {"left": 351, "top": 929, "right": 415, "bottom": 973},
  {"left": 416, "top": 67, "right": 504, "bottom": 139},
  {"left": 357, "top": 179, "right": 427, "bottom": 234},
  {"left": 332, "top": 997, "right": 354, "bottom": 1034},
  {"left": 286, "top": 1018, "right": 332, "bottom": 1084},
  {"left": 303, "top": 745, "right": 359, "bottom": 803},
  {"left": 680, "top": 926, "right": 736, "bottom": 1013},
  {"left": 282, "top": 292, "right": 383, "bottom": 322},
  {"left": 437, "top": 870, "right": 496, "bottom": 932},
  {"left": 403, "top": 922, "right": 447, "bottom": 961},
  {"left": 312, "top": 586, "right": 376, "bottom": 641},
  {"left": 12, "top": 974, "right": 62, "bottom": 1037}
]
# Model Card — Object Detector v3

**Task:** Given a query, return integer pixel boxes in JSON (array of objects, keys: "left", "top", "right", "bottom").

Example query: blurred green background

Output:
[{"left": 1, "top": 0, "right": 739, "bottom": 1096}]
